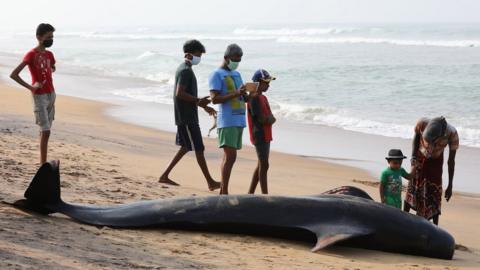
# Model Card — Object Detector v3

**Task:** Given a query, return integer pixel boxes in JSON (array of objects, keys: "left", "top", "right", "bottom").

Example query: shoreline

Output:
[
  {"left": 1, "top": 51, "right": 479, "bottom": 193},
  {"left": 2, "top": 79, "right": 478, "bottom": 199},
  {"left": 108, "top": 99, "right": 480, "bottom": 193},
  {"left": 0, "top": 83, "right": 372, "bottom": 194}
]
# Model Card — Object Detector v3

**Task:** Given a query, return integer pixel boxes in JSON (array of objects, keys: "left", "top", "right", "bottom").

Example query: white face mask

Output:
[{"left": 190, "top": 55, "right": 201, "bottom": 65}]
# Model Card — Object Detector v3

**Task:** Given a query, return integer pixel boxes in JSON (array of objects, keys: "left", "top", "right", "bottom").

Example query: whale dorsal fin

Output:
[{"left": 321, "top": 186, "right": 373, "bottom": 200}]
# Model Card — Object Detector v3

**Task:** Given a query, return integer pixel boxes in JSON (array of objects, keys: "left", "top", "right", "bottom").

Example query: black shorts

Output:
[
  {"left": 254, "top": 142, "right": 270, "bottom": 161},
  {"left": 176, "top": 124, "right": 205, "bottom": 152}
]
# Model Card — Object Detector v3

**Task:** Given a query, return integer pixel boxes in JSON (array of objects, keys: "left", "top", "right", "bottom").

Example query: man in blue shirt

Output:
[{"left": 209, "top": 44, "right": 247, "bottom": 194}]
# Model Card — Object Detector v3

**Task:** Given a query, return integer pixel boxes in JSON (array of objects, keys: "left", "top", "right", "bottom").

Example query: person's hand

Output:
[
  {"left": 204, "top": 106, "right": 217, "bottom": 117},
  {"left": 410, "top": 158, "right": 417, "bottom": 167},
  {"left": 409, "top": 169, "right": 416, "bottom": 179},
  {"left": 445, "top": 185, "right": 453, "bottom": 202},
  {"left": 197, "top": 96, "right": 210, "bottom": 107},
  {"left": 409, "top": 164, "right": 416, "bottom": 176},
  {"left": 267, "top": 115, "right": 276, "bottom": 125},
  {"left": 30, "top": 82, "right": 42, "bottom": 92},
  {"left": 237, "top": 85, "right": 247, "bottom": 96}
]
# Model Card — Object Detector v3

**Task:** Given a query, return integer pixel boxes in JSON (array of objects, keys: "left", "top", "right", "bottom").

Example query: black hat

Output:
[{"left": 386, "top": 149, "right": 407, "bottom": 160}]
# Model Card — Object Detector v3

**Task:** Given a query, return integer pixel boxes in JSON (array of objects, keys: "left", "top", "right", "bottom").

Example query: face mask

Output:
[
  {"left": 227, "top": 60, "right": 239, "bottom": 71},
  {"left": 43, "top": 39, "right": 53, "bottom": 48},
  {"left": 190, "top": 55, "right": 201, "bottom": 65}
]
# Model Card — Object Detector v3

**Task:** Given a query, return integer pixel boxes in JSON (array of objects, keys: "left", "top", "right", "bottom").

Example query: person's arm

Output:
[
  {"left": 10, "top": 62, "right": 39, "bottom": 92},
  {"left": 445, "top": 129, "right": 459, "bottom": 202},
  {"left": 411, "top": 132, "right": 421, "bottom": 164},
  {"left": 379, "top": 183, "right": 385, "bottom": 203},
  {"left": 176, "top": 84, "right": 209, "bottom": 107},
  {"left": 210, "top": 87, "right": 246, "bottom": 104},
  {"left": 51, "top": 52, "right": 56, "bottom": 72},
  {"left": 402, "top": 168, "right": 413, "bottom": 181},
  {"left": 256, "top": 112, "right": 275, "bottom": 125},
  {"left": 175, "top": 69, "right": 209, "bottom": 107},
  {"left": 208, "top": 71, "right": 245, "bottom": 104},
  {"left": 445, "top": 150, "right": 456, "bottom": 202},
  {"left": 266, "top": 114, "right": 276, "bottom": 125},
  {"left": 379, "top": 171, "right": 387, "bottom": 203},
  {"left": 250, "top": 96, "right": 275, "bottom": 125}
]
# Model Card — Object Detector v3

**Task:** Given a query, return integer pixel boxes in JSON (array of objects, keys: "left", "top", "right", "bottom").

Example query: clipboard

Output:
[{"left": 245, "top": 82, "right": 259, "bottom": 93}]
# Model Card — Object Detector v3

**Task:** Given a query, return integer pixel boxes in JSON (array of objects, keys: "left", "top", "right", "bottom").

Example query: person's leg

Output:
[
  {"left": 159, "top": 125, "right": 192, "bottom": 185},
  {"left": 220, "top": 146, "right": 237, "bottom": 195},
  {"left": 186, "top": 124, "right": 220, "bottom": 190},
  {"left": 195, "top": 150, "right": 220, "bottom": 191},
  {"left": 39, "top": 130, "right": 50, "bottom": 164},
  {"left": 248, "top": 163, "right": 259, "bottom": 194},
  {"left": 403, "top": 201, "right": 411, "bottom": 212},
  {"left": 258, "top": 158, "right": 269, "bottom": 194},
  {"left": 217, "top": 127, "right": 240, "bottom": 195},
  {"left": 159, "top": 147, "right": 188, "bottom": 185},
  {"left": 432, "top": 214, "right": 439, "bottom": 225},
  {"left": 258, "top": 143, "right": 270, "bottom": 194},
  {"left": 34, "top": 94, "right": 52, "bottom": 164}
]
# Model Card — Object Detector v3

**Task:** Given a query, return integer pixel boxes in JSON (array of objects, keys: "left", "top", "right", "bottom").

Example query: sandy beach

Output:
[{"left": 1, "top": 83, "right": 479, "bottom": 270}]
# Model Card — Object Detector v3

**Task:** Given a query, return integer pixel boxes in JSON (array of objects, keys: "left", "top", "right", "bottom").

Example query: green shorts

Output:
[{"left": 218, "top": 127, "right": 243, "bottom": 149}]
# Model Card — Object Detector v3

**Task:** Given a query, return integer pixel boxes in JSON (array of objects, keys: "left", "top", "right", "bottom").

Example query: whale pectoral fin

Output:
[
  {"left": 312, "top": 229, "right": 373, "bottom": 252},
  {"left": 312, "top": 233, "right": 357, "bottom": 252}
]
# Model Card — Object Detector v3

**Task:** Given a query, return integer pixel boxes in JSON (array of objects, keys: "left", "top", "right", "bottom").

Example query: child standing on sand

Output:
[
  {"left": 10, "top": 23, "right": 56, "bottom": 165},
  {"left": 247, "top": 69, "right": 276, "bottom": 194},
  {"left": 380, "top": 149, "right": 412, "bottom": 209}
]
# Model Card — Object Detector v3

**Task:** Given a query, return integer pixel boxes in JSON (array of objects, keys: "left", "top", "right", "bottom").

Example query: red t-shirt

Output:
[
  {"left": 247, "top": 94, "right": 273, "bottom": 145},
  {"left": 23, "top": 48, "right": 55, "bottom": 94}
]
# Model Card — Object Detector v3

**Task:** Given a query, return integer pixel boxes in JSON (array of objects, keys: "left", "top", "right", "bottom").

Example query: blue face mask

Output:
[
  {"left": 227, "top": 60, "right": 240, "bottom": 71},
  {"left": 190, "top": 55, "right": 201, "bottom": 65}
]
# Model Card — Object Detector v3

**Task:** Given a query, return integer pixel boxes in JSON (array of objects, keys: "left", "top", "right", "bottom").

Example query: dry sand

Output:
[{"left": 0, "top": 84, "right": 479, "bottom": 269}]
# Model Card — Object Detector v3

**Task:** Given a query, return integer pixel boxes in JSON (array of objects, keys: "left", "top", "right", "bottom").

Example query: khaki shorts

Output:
[{"left": 32, "top": 92, "right": 56, "bottom": 131}]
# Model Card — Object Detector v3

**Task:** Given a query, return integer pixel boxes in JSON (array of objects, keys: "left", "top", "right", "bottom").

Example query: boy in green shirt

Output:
[{"left": 380, "top": 149, "right": 413, "bottom": 208}]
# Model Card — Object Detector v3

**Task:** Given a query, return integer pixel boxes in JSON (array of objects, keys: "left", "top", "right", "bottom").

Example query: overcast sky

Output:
[{"left": 1, "top": 0, "right": 479, "bottom": 31}]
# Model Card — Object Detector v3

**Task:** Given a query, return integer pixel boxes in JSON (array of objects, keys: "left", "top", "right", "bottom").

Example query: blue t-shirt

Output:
[{"left": 208, "top": 68, "right": 246, "bottom": 128}]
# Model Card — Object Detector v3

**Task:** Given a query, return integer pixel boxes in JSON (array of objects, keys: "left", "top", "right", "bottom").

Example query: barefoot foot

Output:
[
  {"left": 159, "top": 176, "right": 180, "bottom": 186},
  {"left": 208, "top": 180, "right": 221, "bottom": 191}
]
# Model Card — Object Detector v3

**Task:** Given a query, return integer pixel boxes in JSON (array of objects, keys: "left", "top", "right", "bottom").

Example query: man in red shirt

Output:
[
  {"left": 247, "top": 69, "right": 276, "bottom": 194},
  {"left": 10, "top": 23, "right": 56, "bottom": 165}
]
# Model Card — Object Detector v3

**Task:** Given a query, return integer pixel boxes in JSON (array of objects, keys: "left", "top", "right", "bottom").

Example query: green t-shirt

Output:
[
  {"left": 174, "top": 62, "right": 198, "bottom": 126},
  {"left": 380, "top": 167, "right": 408, "bottom": 208}
]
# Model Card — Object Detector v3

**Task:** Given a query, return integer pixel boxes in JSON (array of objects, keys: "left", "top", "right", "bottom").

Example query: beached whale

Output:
[{"left": 13, "top": 161, "right": 455, "bottom": 260}]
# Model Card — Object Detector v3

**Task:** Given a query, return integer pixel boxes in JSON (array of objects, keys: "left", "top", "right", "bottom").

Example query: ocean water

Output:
[{"left": 1, "top": 23, "right": 479, "bottom": 147}]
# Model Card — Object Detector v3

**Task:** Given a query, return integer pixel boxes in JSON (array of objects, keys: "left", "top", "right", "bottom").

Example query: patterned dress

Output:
[{"left": 405, "top": 118, "right": 459, "bottom": 219}]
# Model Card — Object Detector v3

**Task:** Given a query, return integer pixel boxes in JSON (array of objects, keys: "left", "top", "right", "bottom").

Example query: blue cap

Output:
[{"left": 252, "top": 69, "right": 276, "bottom": 82}]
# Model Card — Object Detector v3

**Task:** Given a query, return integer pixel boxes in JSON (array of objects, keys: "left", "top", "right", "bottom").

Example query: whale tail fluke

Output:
[{"left": 13, "top": 160, "right": 61, "bottom": 214}]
